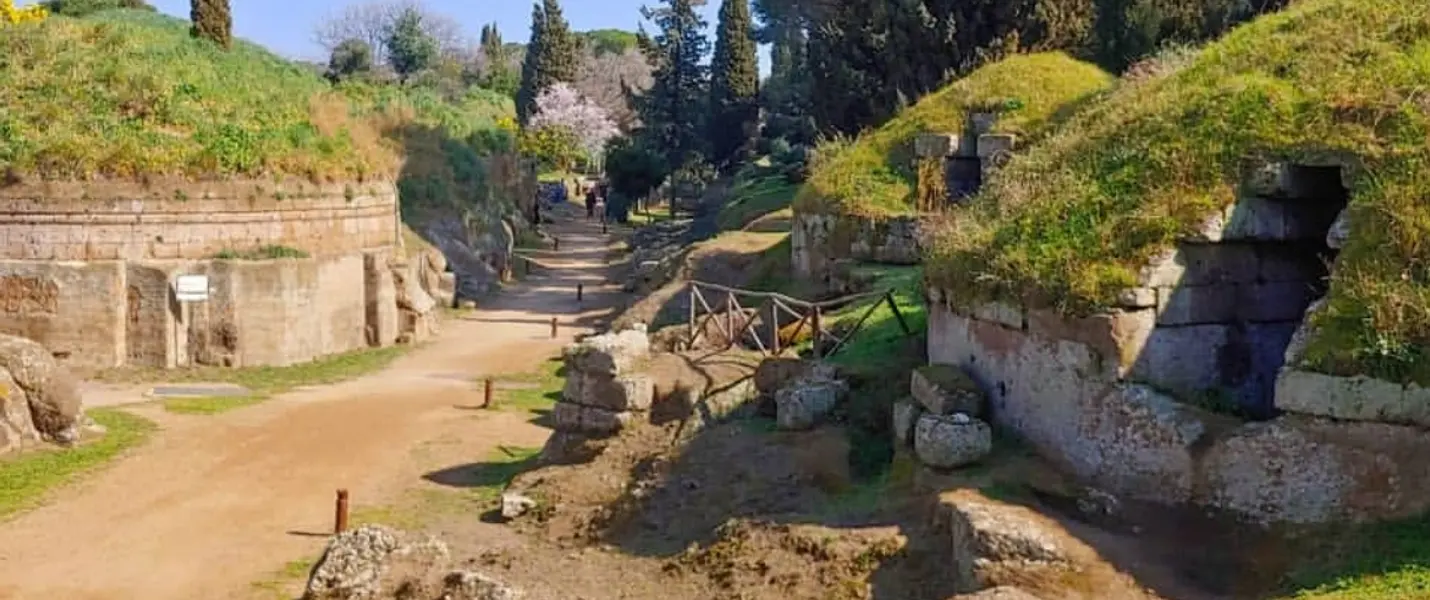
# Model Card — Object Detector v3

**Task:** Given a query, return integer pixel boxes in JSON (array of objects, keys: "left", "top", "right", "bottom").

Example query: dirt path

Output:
[{"left": 0, "top": 212, "right": 628, "bottom": 600}]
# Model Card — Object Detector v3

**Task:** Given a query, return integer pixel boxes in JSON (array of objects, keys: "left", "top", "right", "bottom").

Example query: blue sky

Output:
[{"left": 130, "top": 0, "right": 765, "bottom": 69}]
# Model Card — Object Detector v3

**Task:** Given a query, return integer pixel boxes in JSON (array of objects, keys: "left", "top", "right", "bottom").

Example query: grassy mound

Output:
[
  {"left": 0, "top": 9, "right": 391, "bottom": 180},
  {"left": 926, "top": 0, "right": 1430, "bottom": 385},
  {"left": 793, "top": 53, "right": 1115, "bottom": 218}
]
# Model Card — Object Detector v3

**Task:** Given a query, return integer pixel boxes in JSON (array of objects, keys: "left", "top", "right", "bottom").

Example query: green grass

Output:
[
  {"left": 716, "top": 165, "right": 801, "bottom": 231},
  {"left": 0, "top": 9, "right": 390, "bottom": 180},
  {"left": 466, "top": 445, "right": 542, "bottom": 504},
  {"left": 0, "top": 408, "right": 156, "bottom": 519},
  {"left": 795, "top": 52, "right": 1115, "bottom": 218},
  {"left": 249, "top": 558, "right": 315, "bottom": 599},
  {"left": 1279, "top": 514, "right": 1430, "bottom": 599},
  {"left": 486, "top": 357, "right": 564, "bottom": 414},
  {"left": 349, "top": 444, "right": 542, "bottom": 530},
  {"left": 212, "top": 244, "right": 310, "bottom": 260},
  {"left": 925, "top": 0, "right": 1430, "bottom": 385},
  {"left": 96, "top": 346, "right": 409, "bottom": 415}
]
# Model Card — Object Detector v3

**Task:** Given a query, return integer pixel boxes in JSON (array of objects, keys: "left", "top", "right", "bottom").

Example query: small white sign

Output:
[{"left": 174, "top": 274, "right": 210, "bottom": 302}]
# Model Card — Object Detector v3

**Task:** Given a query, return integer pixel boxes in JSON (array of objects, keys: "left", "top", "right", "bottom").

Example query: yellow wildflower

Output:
[{"left": 0, "top": 0, "right": 48, "bottom": 24}]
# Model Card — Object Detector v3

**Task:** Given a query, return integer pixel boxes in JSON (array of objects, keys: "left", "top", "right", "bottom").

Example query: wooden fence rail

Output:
[{"left": 685, "top": 280, "right": 914, "bottom": 359}]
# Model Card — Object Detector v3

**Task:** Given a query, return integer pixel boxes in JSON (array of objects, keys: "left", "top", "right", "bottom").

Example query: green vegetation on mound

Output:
[
  {"left": 716, "top": 164, "right": 799, "bottom": 231},
  {"left": 0, "top": 10, "right": 391, "bottom": 180},
  {"left": 925, "top": 0, "right": 1430, "bottom": 385},
  {"left": 794, "top": 53, "right": 1114, "bottom": 218}
]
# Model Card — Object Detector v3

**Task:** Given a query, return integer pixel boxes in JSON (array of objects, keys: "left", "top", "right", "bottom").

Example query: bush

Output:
[{"left": 40, "top": 0, "right": 152, "bottom": 17}]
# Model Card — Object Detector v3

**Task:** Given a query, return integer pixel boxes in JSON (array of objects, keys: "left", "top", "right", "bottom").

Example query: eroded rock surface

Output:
[
  {"left": 0, "top": 334, "right": 84, "bottom": 452},
  {"left": 914, "top": 413, "right": 992, "bottom": 469},
  {"left": 304, "top": 525, "right": 519, "bottom": 600}
]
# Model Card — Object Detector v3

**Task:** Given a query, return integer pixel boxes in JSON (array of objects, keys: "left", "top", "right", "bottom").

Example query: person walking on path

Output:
[{"left": 584, "top": 186, "right": 597, "bottom": 219}]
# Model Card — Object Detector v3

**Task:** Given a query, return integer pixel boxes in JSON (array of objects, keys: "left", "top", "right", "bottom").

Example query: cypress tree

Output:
[
  {"left": 190, "top": 0, "right": 231, "bottom": 49},
  {"left": 539, "top": 0, "right": 579, "bottom": 84},
  {"left": 516, "top": 3, "right": 547, "bottom": 124},
  {"left": 709, "top": 0, "right": 759, "bottom": 170}
]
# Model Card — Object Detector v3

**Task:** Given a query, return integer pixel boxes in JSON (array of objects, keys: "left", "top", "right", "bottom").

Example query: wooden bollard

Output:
[
  {"left": 334, "top": 489, "right": 350, "bottom": 534},
  {"left": 577, "top": 284, "right": 583, "bottom": 302},
  {"left": 483, "top": 378, "right": 494, "bottom": 409},
  {"left": 550, "top": 317, "right": 558, "bottom": 339},
  {"left": 553, "top": 238, "right": 560, "bottom": 251}
]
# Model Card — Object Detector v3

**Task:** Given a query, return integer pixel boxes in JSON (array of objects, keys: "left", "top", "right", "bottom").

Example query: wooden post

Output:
[
  {"left": 688, "top": 284, "right": 697, "bottom": 348},
  {"left": 577, "top": 284, "right": 583, "bottom": 302},
  {"left": 769, "top": 300, "right": 781, "bottom": 356},
  {"left": 811, "top": 307, "right": 823, "bottom": 358},
  {"left": 334, "top": 489, "right": 350, "bottom": 534},
  {"left": 550, "top": 317, "right": 558, "bottom": 339},
  {"left": 483, "top": 378, "right": 494, "bottom": 409},
  {"left": 553, "top": 238, "right": 560, "bottom": 251}
]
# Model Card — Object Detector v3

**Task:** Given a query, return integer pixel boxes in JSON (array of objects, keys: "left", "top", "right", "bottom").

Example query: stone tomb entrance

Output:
[{"left": 1125, "top": 163, "right": 1349, "bottom": 419}]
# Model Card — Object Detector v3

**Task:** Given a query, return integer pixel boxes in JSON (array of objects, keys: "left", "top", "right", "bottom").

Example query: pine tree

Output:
[
  {"left": 189, "top": 0, "right": 231, "bottom": 49},
  {"left": 516, "top": 3, "right": 547, "bottom": 124},
  {"left": 709, "top": 0, "right": 759, "bottom": 170},
  {"left": 634, "top": 0, "right": 711, "bottom": 171}
]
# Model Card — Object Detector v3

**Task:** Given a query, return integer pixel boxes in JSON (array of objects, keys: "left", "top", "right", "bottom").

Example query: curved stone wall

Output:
[{"left": 0, "top": 179, "right": 399, "bottom": 260}]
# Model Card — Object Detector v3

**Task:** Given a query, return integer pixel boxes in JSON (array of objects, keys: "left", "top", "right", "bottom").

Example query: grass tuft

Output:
[
  {"left": 0, "top": 408, "right": 156, "bottom": 519},
  {"left": 716, "top": 165, "right": 800, "bottom": 231},
  {"left": 795, "top": 52, "right": 1115, "bottom": 218},
  {"left": 97, "top": 345, "right": 410, "bottom": 415},
  {"left": 924, "top": 0, "right": 1430, "bottom": 385}
]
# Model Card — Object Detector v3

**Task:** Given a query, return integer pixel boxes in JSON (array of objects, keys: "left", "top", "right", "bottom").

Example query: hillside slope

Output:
[
  {"left": 0, "top": 9, "right": 392, "bottom": 180},
  {"left": 925, "top": 0, "right": 1430, "bottom": 384},
  {"left": 795, "top": 52, "right": 1115, "bottom": 217}
]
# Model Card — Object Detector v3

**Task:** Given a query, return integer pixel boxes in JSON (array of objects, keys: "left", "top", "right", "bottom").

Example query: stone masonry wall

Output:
[
  {"left": 791, "top": 212, "right": 923, "bottom": 282},
  {"left": 926, "top": 292, "right": 1430, "bottom": 524},
  {"left": 0, "top": 179, "right": 399, "bottom": 260}
]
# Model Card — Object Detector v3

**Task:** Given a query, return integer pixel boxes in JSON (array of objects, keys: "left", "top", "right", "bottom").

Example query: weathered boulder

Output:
[
  {"left": 563, "top": 329, "right": 650, "bottom": 377},
  {"left": 892, "top": 399, "right": 922, "bottom": 449},
  {"left": 304, "top": 525, "right": 448, "bottom": 599},
  {"left": 0, "top": 334, "right": 83, "bottom": 446},
  {"left": 939, "top": 492, "right": 1072, "bottom": 593},
  {"left": 912, "top": 365, "right": 987, "bottom": 417},
  {"left": 914, "top": 413, "right": 993, "bottom": 469},
  {"left": 0, "top": 370, "right": 39, "bottom": 454},
  {"left": 304, "top": 525, "right": 520, "bottom": 600},
  {"left": 775, "top": 371, "right": 849, "bottom": 431}
]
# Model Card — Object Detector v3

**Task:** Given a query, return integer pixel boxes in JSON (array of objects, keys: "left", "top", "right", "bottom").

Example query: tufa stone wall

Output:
[
  {"left": 0, "top": 179, "right": 447, "bottom": 373},
  {"left": 0, "top": 179, "right": 399, "bottom": 260},
  {"left": 791, "top": 212, "right": 923, "bottom": 283},
  {"left": 921, "top": 163, "right": 1430, "bottom": 524}
]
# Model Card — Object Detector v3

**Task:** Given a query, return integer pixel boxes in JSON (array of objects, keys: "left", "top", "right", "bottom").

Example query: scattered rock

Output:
[
  {"left": 914, "top": 413, "right": 992, "bottom": 469},
  {"left": 753, "top": 358, "right": 829, "bottom": 397},
  {"left": 774, "top": 368, "right": 849, "bottom": 431},
  {"left": 912, "top": 365, "right": 987, "bottom": 417},
  {"left": 1326, "top": 207, "right": 1350, "bottom": 249},
  {"left": 500, "top": 492, "right": 537, "bottom": 520},
  {"left": 440, "top": 570, "right": 521, "bottom": 600}
]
